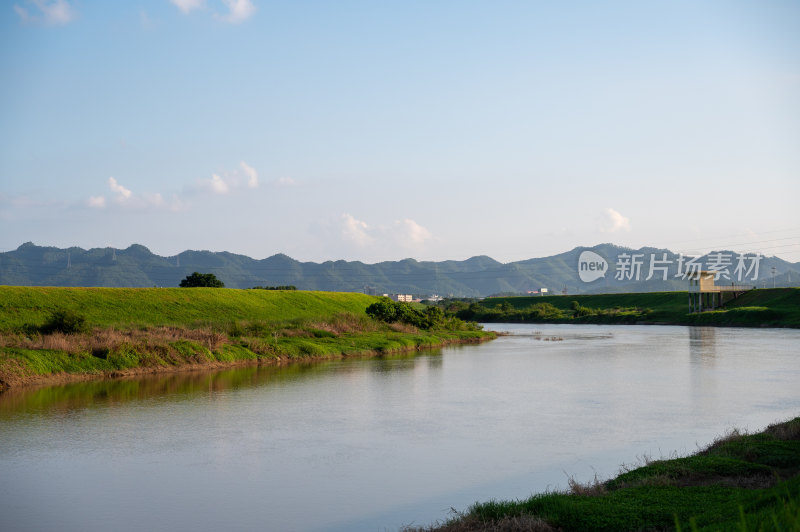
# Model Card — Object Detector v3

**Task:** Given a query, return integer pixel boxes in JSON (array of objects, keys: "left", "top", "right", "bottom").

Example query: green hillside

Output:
[{"left": 0, "top": 286, "right": 376, "bottom": 331}]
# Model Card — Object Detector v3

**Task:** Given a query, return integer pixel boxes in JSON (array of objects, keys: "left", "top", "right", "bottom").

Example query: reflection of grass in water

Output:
[
  {"left": 410, "top": 417, "right": 800, "bottom": 532},
  {"left": 0, "top": 350, "right": 441, "bottom": 416}
]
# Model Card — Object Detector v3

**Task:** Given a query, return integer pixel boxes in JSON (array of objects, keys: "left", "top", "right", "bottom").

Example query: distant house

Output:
[{"left": 384, "top": 294, "right": 413, "bottom": 303}]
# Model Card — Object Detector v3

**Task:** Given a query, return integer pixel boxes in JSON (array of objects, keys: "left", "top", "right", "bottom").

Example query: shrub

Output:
[
  {"left": 571, "top": 300, "right": 594, "bottom": 317},
  {"left": 366, "top": 298, "right": 399, "bottom": 323},
  {"left": 366, "top": 297, "right": 443, "bottom": 329},
  {"left": 525, "top": 302, "right": 564, "bottom": 319},
  {"left": 40, "top": 309, "right": 90, "bottom": 335}
]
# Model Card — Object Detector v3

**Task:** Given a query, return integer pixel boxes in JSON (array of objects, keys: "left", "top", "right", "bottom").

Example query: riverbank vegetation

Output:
[
  {"left": 0, "top": 288, "right": 491, "bottom": 391},
  {"left": 444, "top": 288, "right": 800, "bottom": 328},
  {"left": 410, "top": 416, "right": 800, "bottom": 531}
]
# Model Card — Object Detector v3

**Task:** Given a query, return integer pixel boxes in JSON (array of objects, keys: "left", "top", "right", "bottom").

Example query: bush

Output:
[
  {"left": 366, "top": 298, "right": 449, "bottom": 329},
  {"left": 571, "top": 300, "right": 594, "bottom": 317},
  {"left": 40, "top": 309, "right": 90, "bottom": 335},
  {"left": 525, "top": 302, "right": 564, "bottom": 319},
  {"left": 366, "top": 298, "right": 399, "bottom": 323}
]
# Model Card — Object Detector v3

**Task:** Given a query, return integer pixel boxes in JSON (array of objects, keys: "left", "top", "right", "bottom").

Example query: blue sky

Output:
[{"left": 2, "top": 0, "right": 799, "bottom": 263}]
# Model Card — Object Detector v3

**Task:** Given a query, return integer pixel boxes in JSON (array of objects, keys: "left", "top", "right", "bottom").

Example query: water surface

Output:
[{"left": 1, "top": 324, "right": 799, "bottom": 531}]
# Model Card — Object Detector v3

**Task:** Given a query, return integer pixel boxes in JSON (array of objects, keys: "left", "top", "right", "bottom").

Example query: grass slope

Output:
[
  {"left": 477, "top": 288, "right": 800, "bottom": 327},
  {"left": 0, "top": 286, "right": 377, "bottom": 331},
  {"left": 413, "top": 417, "right": 800, "bottom": 532},
  {"left": 0, "top": 287, "right": 492, "bottom": 390}
]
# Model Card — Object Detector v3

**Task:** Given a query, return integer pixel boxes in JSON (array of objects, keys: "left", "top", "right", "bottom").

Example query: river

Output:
[{"left": 1, "top": 324, "right": 799, "bottom": 531}]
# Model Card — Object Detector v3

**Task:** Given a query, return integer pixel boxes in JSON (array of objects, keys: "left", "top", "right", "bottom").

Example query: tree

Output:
[{"left": 179, "top": 272, "right": 225, "bottom": 288}]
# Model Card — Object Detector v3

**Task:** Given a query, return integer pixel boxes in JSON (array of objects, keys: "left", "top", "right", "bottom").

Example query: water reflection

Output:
[
  {"left": 688, "top": 327, "right": 718, "bottom": 415},
  {"left": 689, "top": 327, "right": 717, "bottom": 366},
  {"left": 0, "top": 350, "right": 440, "bottom": 418}
]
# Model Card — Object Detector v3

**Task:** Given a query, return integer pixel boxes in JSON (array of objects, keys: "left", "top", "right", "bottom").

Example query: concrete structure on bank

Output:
[{"left": 688, "top": 271, "right": 752, "bottom": 312}]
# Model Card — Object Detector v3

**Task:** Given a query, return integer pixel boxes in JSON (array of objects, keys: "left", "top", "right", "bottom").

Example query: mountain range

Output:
[{"left": 1, "top": 242, "right": 798, "bottom": 297}]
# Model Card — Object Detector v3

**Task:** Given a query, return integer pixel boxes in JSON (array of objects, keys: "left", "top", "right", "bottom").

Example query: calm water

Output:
[{"left": 1, "top": 324, "right": 799, "bottom": 531}]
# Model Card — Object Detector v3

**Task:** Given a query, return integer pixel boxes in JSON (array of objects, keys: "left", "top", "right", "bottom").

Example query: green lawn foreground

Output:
[{"left": 410, "top": 417, "right": 800, "bottom": 532}]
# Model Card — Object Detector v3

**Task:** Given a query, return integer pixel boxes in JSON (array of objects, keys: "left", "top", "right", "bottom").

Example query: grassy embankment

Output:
[
  {"left": 412, "top": 417, "right": 800, "bottom": 532},
  {"left": 456, "top": 288, "right": 800, "bottom": 328},
  {"left": 0, "top": 287, "right": 492, "bottom": 390}
]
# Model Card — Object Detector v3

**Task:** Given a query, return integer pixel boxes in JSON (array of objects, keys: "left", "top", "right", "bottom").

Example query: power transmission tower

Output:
[{"left": 67, "top": 251, "right": 71, "bottom": 269}]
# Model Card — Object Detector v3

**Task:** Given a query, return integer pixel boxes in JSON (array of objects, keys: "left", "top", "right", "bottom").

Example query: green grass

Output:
[
  {"left": 0, "top": 286, "right": 378, "bottom": 331},
  {"left": 415, "top": 417, "right": 800, "bottom": 532},
  {"left": 476, "top": 288, "right": 800, "bottom": 327},
  {"left": 0, "top": 287, "right": 493, "bottom": 389}
]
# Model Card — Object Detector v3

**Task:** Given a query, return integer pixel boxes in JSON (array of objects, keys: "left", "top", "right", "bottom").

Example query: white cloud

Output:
[
  {"left": 145, "top": 192, "right": 165, "bottom": 208},
  {"left": 14, "top": 0, "right": 75, "bottom": 25},
  {"left": 87, "top": 196, "right": 106, "bottom": 209},
  {"left": 220, "top": 0, "right": 255, "bottom": 23},
  {"left": 240, "top": 161, "right": 258, "bottom": 188},
  {"left": 170, "top": 0, "right": 204, "bottom": 14},
  {"left": 202, "top": 174, "right": 230, "bottom": 194},
  {"left": 108, "top": 177, "right": 133, "bottom": 200},
  {"left": 332, "top": 214, "right": 433, "bottom": 253},
  {"left": 394, "top": 218, "right": 432, "bottom": 246},
  {"left": 340, "top": 214, "right": 373, "bottom": 247},
  {"left": 90, "top": 179, "right": 184, "bottom": 212},
  {"left": 196, "top": 162, "right": 263, "bottom": 193},
  {"left": 600, "top": 207, "right": 631, "bottom": 233}
]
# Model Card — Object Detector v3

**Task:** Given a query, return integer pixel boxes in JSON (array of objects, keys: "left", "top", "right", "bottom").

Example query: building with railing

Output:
[{"left": 688, "top": 271, "right": 752, "bottom": 312}]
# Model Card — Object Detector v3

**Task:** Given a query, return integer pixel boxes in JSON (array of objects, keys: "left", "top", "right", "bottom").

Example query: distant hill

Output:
[{"left": 1, "top": 242, "right": 798, "bottom": 297}]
